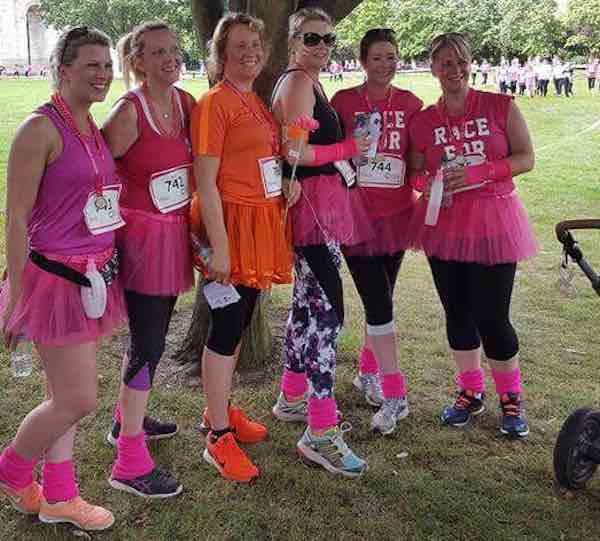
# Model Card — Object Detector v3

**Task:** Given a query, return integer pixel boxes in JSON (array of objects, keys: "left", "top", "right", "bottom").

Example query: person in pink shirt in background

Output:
[
  {"left": 331, "top": 28, "right": 422, "bottom": 435},
  {"left": 408, "top": 33, "right": 537, "bottom": 439},
  {"left": 0, "top": 27, "right": 126, "bottom": 531}
]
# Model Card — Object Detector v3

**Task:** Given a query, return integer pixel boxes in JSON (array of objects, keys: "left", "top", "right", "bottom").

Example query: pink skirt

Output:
[
  {"left": 117, "top": 207, "right": 195, "bottom": 296},
  {"left": 343, "top": 204, "right": 417, "bottom": 257},
  {"left": 292, "top": 174, "right": 374, "bottom": 247},
  {"left": 0, "top": 246, "right": 127, "bottom": 347},
  {"left": 410, "top": 190, "right": 539, "bottom": 265}
]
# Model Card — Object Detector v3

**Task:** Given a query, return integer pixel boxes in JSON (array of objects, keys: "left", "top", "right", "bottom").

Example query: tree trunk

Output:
[{"left": 176, "top": 0, "right": 364, "bottom": 377}]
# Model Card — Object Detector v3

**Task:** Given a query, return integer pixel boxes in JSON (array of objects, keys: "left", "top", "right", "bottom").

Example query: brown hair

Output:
[
  {"left": 49, "top": 27, "right": 111, "bottom": 90},
  {"left": 288, "top": 7, "right": 333, "bottom": 58},
  {"left": 429, "top": 32, "right": 472, "bottom": 64},
  {"left": 206, "top": 12, "right": 268, "bottom": 82},
  {"left": 359, "top": 28, "right": 398, "bottom": 63},
  {"left": 117, "top": 21, "right": 173, "bottom": 89}
]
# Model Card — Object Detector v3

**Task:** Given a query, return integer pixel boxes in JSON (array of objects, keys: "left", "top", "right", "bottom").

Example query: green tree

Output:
[{"left": 564, "top": 0, "right": 600, "bottom": 55}]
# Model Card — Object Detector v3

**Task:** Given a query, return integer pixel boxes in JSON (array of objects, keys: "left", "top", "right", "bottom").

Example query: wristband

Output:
[
  {"left": 408, "top": 171, "right": 429, "bottom": 192},
  {"left": 311, "top": 138, "right": 358, "bottom": 166},
  {"left": 464, "top": 159, "right": 511, "bottom": 185}
]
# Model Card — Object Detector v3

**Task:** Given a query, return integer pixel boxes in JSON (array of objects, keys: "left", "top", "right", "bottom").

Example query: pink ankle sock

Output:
[
  {"left": 456, "top": 368, "right": 486, "bottom": 393},
  {"left": 111, "top": 432, "right": 155, "bottom": 481},
  {"left": 382, "top": 372, "right": 406, "bottom": 399},
  {"left": 114, "top": 401, "right": 122, "bottom": 423},
  {"left": 491, "top": 368, "right": 522, "bottom": 395},
  {"left": 308, "top": 397, "right": 338, "bottom": 432},
  {"left": 281, "top": 369, "right": 308, "bottom": 399},
  {"left": 359, "top": 348, "right": 379, "bottom": 375},
  {"left": 42, "top": 460, "right": 79, "bottom": 503},
  {"left": 0, "top": 446, "right": 37, "bottom": 491}
]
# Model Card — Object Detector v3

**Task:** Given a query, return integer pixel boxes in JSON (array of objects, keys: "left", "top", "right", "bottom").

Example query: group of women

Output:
[{"left": 0, "top": 6, "right": 537, "bottom": 531}]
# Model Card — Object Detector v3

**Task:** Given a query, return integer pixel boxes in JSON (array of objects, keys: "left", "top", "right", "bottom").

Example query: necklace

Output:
[{"left": 142, "top": 84, "right": 180, "bottom": 138}]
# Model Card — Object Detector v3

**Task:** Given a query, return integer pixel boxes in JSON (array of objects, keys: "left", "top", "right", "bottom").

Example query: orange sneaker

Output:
[
  {"left": 203, "top": 432, "right": 259, "bottom": 483},
  {"left": 0, "top": 480, "right": 42, "bottom": 514},
  {"left": 38, "top": 496, "right": 115, "bottom": 531},
  {"left": 200, "top": 405, "right": 268, "bottom": 443}
]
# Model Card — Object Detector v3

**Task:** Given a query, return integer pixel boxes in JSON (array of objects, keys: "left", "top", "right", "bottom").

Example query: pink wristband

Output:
[
  {"left": 409, "top": 171, "right": 428, "bottom": 192},
  {"left": 311, "top": 138, "right": 358, "bottom": 166},
  {"left": 464, "top": 159, "right": 511, "bottom": 185}
]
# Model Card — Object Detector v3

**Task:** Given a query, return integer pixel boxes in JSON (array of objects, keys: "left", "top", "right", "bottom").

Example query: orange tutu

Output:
[{"left": 189, "top": 193, "right": 293, "bottom": 289}]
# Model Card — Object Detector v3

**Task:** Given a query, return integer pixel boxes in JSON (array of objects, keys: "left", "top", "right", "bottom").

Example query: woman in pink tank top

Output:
[
  {"left": 101, "top": 22, "right": 194, "bottom": 499},
  {"left": 0, "top": 28, "right": 126, "bottom": 531},
  {"left": 408, "top": 33, "right": 537, "bottom": 439}
]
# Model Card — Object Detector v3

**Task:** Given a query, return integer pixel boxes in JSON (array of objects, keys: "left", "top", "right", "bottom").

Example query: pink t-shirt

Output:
[
  {"left": 409, "top": 89, "right": 515, "bottom": 198},
  {"left": 331, "top": 85, "right": 422, "bottom": 217}
]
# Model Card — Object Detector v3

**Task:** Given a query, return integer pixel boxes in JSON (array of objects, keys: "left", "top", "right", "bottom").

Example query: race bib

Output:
[
  {"left": 203, "top": 282, "right": 241, "bottom": 310},
  {"left": 258, "top": 157, "right": 283, "bottom": 198},
  {"left": 358, "top": 154, "right": 405, "bottom": 188},
  {"left": 149, "top": 165, "right": 191, "bottom": 213},
  {"left": 83, "top": 185, "right": 125, "bottom": 235},
  {"left": 334, "top": 160, "right": 357, "bottom": 187}
]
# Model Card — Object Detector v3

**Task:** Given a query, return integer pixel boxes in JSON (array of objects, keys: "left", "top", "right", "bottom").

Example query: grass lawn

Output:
[{"left": 0, "top": 73, "right": 599, "bottom": 540}]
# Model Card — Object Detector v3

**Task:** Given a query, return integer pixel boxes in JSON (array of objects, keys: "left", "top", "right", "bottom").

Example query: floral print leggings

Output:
[{"left": 283, "top": 242, "right": 344, "bottom": 400}]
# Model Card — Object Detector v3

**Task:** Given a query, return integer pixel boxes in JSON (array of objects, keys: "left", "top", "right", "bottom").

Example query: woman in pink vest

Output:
[
  {"left": 102, "top": 21, "right": 194, "bottom": 498},
  {"left": 409, "top": 33, "right": 537, "bottom": 438},
  {"left": 0, "top": 27, "right": 126, "bottom": 531}
]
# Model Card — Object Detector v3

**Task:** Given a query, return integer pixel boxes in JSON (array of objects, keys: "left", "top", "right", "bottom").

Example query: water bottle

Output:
[
  {"left": 353, "top": 112, "right": 369, "bottom": 167},
  {"left": 425, "top": 157, "right": 448, "bottom": 226},
  {"left": 11, "top": 336, "right": 33, "bottom": 378}
]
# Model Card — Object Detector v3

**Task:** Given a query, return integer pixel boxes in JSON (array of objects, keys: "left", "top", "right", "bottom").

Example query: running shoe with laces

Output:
[
  {"left": 203, "top": 431, "right": 259, "bottom": 483},
  {"left": 441, "top": 389, "right": 485, "bottom": 427},
  {"left": 199, "top": 405, "right": 268, "bottom": 443},
  {"left": 107, "top": 415, "right": 179, "bottom": 446},
  {"left": 371, "top": 396, "right": 409, "bottom": 435},
  {"left": 296, "top": 423, "right": 368, "bottom": 478},
  {"left": 38, "top": 496, "right": 114, "bottom": 531},
  {"left": 0, "top": 480, "right": 42, "bottom": 514},
  {"left": 499, "top": 392, "right": 530, "bottom": 438},
  {"left": 109, "top": 468, "right": 183, "bottom": 498},
  {"left": 353, "top": 373, "right": 384, "bottom": 407},
  {"left": 272, "top": 392, "right": 308, "bottom": 422}
]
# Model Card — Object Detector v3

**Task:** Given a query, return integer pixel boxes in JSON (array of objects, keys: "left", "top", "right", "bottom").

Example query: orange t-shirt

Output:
[{"left": 191, "top": 81, "right": 281, "bottom": 206}]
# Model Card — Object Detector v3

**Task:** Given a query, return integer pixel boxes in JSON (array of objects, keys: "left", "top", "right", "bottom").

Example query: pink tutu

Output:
[
  {"left": 117, "top": 207, "right": 194, "bottom": 296},
  {"left": 292, "top": 174, "right": 375, "bottom": 247},
  {"left": 0, "top": 246, "right": 127, "bottom": 347},
  {"left": 410, "top": 188, "right": 539, "bottom": 265}
]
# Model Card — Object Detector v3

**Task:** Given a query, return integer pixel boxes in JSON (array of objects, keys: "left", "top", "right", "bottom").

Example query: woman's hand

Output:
[
  {"left": 354, "top": 133, "right": 371, "bottom": 158},
  {"left": 443, "top": 165, "right": 467, "bottom": 193},
  {"left": 207, "top": 247, "right": 231, "bottom": 285},
  {"left": 2, "top": 293, "right": 19, "bottom": 350},
  {"left": 283, "top": 177, "right": 302, "bottom": 207}
]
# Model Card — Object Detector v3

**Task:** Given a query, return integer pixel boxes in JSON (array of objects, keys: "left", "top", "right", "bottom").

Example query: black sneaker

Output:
[
  {"left": 107, "top": 416, "right": 179, "bottom": 446},
  {"left": 109, "top": 468, "right": 183, "bottom": 498},
  {"left": 441, "top": 389, "right": 485, "bottom": 427},
  {"left": 499, "top": 392, "right": 530, "bottom": 438}
]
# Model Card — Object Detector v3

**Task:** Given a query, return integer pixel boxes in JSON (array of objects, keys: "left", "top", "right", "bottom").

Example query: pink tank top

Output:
[
  {"left": 409, "top": 90, "right": 515, "bottom": 198},
  {"left": 331, "top": 86, "right": 423, "bottom": 217},
  {"left": 116, "top": 87, "right": 193, "bottom": 215},
  {"left": 28, "top": 104, "right": 118, "bottom": 255}
]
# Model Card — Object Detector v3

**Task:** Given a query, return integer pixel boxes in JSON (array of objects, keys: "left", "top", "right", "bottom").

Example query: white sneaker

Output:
[
  {"left": 272, "top": 392, "right": 307, "bottom": 422},
  {"left": 371, "top": 396, "right": 409, "bottom": 435},
  {"left": 353, "top": 373, "right": 384, "bottom": 407}
]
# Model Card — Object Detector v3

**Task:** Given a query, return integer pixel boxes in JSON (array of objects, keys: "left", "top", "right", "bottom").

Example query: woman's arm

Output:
[
  {"left": 505, "top": 101, "right": 535, "bottom": 175},
  {"left": 102, "top": 99, "right": 139, "bottom": 159}
]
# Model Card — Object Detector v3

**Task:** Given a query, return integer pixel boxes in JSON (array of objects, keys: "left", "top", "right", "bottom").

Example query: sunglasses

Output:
[
  {"left": 60, "top": 26, "right": 89, "bottom": 65},
  {"left": 298, "top": 32, "right": 337, "bottom": 48}
]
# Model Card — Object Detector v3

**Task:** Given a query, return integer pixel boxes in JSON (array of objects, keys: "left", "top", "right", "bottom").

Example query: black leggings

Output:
[
  {"left": 206, "top": 284, "right": 260, "bottom": 356},
  {"left": 428, "top": 258, "right": 519, "bottom": 361},
  {"left": 588, "top": 77, "right": 596, "bottom": 91},
  {"left": 344, "top": 251, "right": 404, "bottom": 326},
  {"left": 539, "top": 79, "right": 549, "bottom": 96}
]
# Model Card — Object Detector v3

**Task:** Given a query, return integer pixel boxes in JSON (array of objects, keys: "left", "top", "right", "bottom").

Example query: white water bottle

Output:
[
  {"left": 11, "top": 336, "right": 32, "bottom": 378},
  {"left": 425, "top": 163, "right": 445, "bottom": 226}
]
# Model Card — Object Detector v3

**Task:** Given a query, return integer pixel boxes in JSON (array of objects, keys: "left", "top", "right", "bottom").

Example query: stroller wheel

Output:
[{"left": 554, "top": 407, "right": 600, "bottom": 490}]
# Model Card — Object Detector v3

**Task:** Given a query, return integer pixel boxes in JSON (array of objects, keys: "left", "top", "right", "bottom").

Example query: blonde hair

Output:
[
  {"left": 429, "top": 32, "right": 472, "bottom": 64},
  {"left": 288, "top": 7, "right": 333, "bottom": 58},
  {"left": 49, "top": 27, "right": 111, "bottom": 90},
  {"left": 206, "top": 12, "right": 268, "bottom": 82},
  {"left": 117, "top": 21, "right": 173, "bottom": 89}
]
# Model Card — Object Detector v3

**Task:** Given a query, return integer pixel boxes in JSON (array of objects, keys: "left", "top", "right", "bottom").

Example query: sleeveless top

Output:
[
  {"left": 29, "top": 104, "right": 118, "bottom": 255},
  {"left": 275, "top": 69, "right": 343, "bottom": 180},
  {"left": 116, "top": 87, "right": 193, "bottom": 215}
]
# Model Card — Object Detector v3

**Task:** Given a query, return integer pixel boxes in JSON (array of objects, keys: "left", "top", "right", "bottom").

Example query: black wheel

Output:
[{"left": 554, "top": 407, "right": 600, "bottom": 490}]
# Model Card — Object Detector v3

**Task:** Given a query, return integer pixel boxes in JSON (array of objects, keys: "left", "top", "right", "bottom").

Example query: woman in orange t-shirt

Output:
[{"left": 189, "top": 13, "right": 297, "bottom": 484}]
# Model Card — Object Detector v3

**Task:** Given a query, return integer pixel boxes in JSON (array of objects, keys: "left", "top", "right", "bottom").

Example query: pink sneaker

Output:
[
  {"left": 0, "top": 480, "right": 42, "bottom": 514},
  {"left": 39, "top": 496, "right": 115, "bottom": 531}
]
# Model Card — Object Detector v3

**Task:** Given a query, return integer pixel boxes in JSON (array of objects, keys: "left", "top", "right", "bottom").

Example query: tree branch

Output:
[{"left": 191, "top": 0, "right": 225, "bottom": 52}]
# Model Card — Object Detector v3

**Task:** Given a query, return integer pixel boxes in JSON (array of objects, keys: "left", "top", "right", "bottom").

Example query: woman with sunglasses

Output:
[
  {"left": 408, "top": 33, "right": 537, "bottom": 438},
  {"left": 331, "top": 28, "right": 423, "bottom": 435},
  {"left": 101, "top": 21, "right": 195, "bottom": 499},
  {"left": 0, "top": 27, "right": 126, "bottom": 531},
  {"left": 190, "top": 13, "right": 294, "bottom": 483},
  {"left": 271, "top": 7, "right": 370, "bottom": 478}
]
